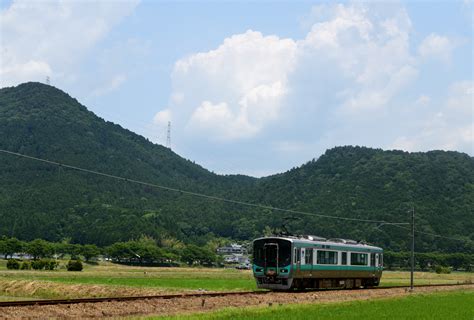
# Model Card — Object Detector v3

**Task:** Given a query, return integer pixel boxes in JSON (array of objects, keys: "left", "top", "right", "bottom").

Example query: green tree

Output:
[
  {"left": 181, "top": 245, "right": 216, "bottom": 266},
  {"left": 81, "top": 244, "right": 101, "bottom": 262},
  {"left": 26, "top": 239, "right": 52, "bottom": 260},
  {"left": 0, "top": 237, "right": 24, "bottom": 259}
]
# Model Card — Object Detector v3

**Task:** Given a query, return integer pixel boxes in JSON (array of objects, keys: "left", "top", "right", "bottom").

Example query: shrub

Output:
[
  {"left": 20, "top": 261, "right": 31, "bottom": 270},
  {"left": 6, "top": 259, "right": 20, "bottom": 270},
  {"left": 31, "top": 259, "right": 47, "bottom": 270},
  {"left": 67, "top": 260, "right": 83, "bottom": 271},
  {"left": 435, "top": 265, "right": 451, "bottom": 274},
  {"left": 45, "top": 260, "right": 59, "bottom": 270}
]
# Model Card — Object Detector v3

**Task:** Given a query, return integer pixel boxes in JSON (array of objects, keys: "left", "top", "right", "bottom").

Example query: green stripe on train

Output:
[{"left": 295, "top": 265, "right": 381, "bottom": 271}]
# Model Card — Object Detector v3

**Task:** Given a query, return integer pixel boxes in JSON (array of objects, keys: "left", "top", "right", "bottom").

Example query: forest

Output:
[{"left": 0, "top": 82, "right": 473, "bottom": 253}]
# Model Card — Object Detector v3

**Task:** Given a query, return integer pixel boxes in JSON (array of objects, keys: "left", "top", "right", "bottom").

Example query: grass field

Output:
[
  {"left": 148, "top": 290, "right": 474, "bottom": 320},
  {"left": 0, "top": 260, "right": 472, "bottom": 300}
]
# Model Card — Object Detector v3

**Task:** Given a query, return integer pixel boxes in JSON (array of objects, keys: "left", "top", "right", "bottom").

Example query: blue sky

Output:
[{"left": 1, "top": 1, "right": 472, "bottom": 176}]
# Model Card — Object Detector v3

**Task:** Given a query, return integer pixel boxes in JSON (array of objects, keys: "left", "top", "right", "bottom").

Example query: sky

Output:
[{"left": 0, "top": 0, "right": 473, "bottom": 177}]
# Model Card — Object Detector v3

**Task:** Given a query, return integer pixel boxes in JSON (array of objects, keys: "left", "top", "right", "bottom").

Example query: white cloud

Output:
[
  {"left": 390, "top": 81, "right": 473, "bottom": 154},
  {"left": 91, "top": 74, "right": 127, "bottom": 97},
  {"left": 168, "top": 30, "right": 297, "bottom": 140},
  {"left": 153, "top": 109, "right": 172, "bottom": 126},
  {"left": 0, "top": 0, "right": 139, "bottom": 87},
  {"left": 446, "top": 81, "right": 473, "bottom": 114},
  {"left": 415, "top": 94, "right": 431, "bottom": 106},
  {"left": 159, "top": 4, "right": 420, "bottom": 144},
  {"left": 418, "top": 33, "right": 455, "bottom": 63},
  {"left": 298, "top": 3, "right": 416, "bottom": 113},
  {"left": 189, "top": 101, "right": 256, "bottom": 140}
]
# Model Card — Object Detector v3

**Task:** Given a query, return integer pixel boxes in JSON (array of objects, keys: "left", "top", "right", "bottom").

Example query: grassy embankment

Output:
[
  {"left": 0, "top": 260, "right": 472, "bottom": 300},
  {"left": 149, "top": 290, "right": 474, "bottom": 320}
]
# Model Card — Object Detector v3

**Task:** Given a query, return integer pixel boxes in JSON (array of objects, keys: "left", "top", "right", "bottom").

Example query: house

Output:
[{"left": 216, "top": 243, "right": 247, "bottom": 255}]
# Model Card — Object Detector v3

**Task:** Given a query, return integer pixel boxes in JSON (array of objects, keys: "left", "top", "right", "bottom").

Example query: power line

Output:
[
  {"left": 387, "top": 223, "right": 472, "bottom": 243},
  {"left": 1, "top": 148, "right": 394, "bottom": 224}
]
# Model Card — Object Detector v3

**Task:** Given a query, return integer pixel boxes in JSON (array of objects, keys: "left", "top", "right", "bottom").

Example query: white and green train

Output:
[{"left": 252, "top": 235, "right": 383, "bottom": 290}]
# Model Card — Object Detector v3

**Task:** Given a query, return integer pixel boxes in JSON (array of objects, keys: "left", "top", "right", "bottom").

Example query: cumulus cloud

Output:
[
  {"left": 154, "top": 2, "right": 470, "bottom": 175},
  {"left": 0, "top": 0, "right": 139, "bottom": 87},
  {"left": 157, "top": 3, "right": 419, "bottom": 146},
  {"left": 418, "top": 33, "right": 455, "bottom": 63},
  {"left": 153, "top": 109, "right": 172, "bottom": 126},
  {"left": 391, "top": 81, "right": 473, "bottom": 153},
  {"left": 165, "top": 30, "right": 297, "bottom": 140}
]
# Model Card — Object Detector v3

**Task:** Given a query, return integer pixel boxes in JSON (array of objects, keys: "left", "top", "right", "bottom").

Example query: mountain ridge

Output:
[{"left": 0, "top": 82, "right": 472, "bottom": 252}]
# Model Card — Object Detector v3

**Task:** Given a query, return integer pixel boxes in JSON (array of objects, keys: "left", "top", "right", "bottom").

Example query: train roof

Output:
[{"left": 253, "top": 235, "right": 383, "bottom": 251}]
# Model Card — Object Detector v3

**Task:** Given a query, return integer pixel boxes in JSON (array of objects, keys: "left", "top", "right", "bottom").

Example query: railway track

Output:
[
  {"left": 0, "top": 290, "right": 270, "bottom": 307},
  {"left": 0, "top": 283, "right": 471, "bottom": 308}
]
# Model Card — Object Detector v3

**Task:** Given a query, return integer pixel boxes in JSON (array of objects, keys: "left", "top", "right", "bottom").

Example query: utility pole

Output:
[{"left": 410, "top": 207, "right": 415, "bottom": 290}]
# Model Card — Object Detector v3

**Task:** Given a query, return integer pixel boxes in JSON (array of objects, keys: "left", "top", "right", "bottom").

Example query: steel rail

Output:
[
  {"left": 0, "top": 290, "right": 269, "bottom": 307},
  {"left": 0, "top": 283, "right": 471, "bottom": 308}
]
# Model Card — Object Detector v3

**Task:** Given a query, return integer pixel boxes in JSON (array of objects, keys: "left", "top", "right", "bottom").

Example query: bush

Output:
[
  {"left": 67, "top": 260, "right": 83, "bottom": 271},
  {"left": 45, "top": 260, "right": 59, "bottom": 270},
  {"left": 20, "top": 261, "right": 31, "bottom": 270},
  {"left": 31, "top": 259, "right": 46, "bottom": 270},
  {"left": 6, "top": 259, "right": 20, "bottom": 270},
  {"left": 435, "top": 265, "right": 451, "bottom": 274}
]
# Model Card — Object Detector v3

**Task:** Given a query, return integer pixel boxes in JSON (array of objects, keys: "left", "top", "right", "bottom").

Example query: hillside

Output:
[
  {"left": 255, "top": 147, "right": 474, "bottom": 252},
  {"left": 0, "top": 82, "right": 472, "bottom": 252}
]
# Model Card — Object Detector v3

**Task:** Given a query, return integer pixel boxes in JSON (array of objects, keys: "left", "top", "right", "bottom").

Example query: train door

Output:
[
  {"left": 263, "top": 243, "right": 279, "bottom": 276},
  {"left": 295, "top": 247, "right": 304, "bottom": 275},
  {"left": 370, "top": 253, "right": 376, "bottom": 273}
]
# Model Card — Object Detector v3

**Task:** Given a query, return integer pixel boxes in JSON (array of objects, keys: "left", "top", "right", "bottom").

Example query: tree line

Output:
[
  {"left": 0, "top": 236, "right": 224, "bottom": 266},
  {"left": 384, "top": 251, "right": 473, "bottom": 272},
  {"left": 2, "top": 236, "right": 472, "bottom": 272}
]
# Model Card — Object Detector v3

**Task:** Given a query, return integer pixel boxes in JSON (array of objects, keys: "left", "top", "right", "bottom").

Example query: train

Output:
[{"left": 252, "top": 235, "right": 383, "bottom": 290}]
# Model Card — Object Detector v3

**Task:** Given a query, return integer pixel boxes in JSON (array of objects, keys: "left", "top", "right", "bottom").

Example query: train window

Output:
[
  {"left": 380, "top": 253, "right": 383, "bottom": 266},
  {"left": 294, "top": 248, "right": 297, "bottom": 264},
  {"left": 296, "top": 248, "right": 301, "bottom": 264},
  {"left": 317, "top": 250, "right": 338, "bottom": 264},
  {"left": 254, "top": 239, "right": 291, "bottom": 267},
  {"left": 253, "top": 247, "right": 263, "bottom": 265},
  {"left": 341, "top": 252, "right": 347, "bottom": 265},
  {"left": 305, "top": 248, "right": 313, "bottom": 265},
  {"left": 370, "top": 253, "right": 375, "bottom": 266},
  {"left": 350, "top": 252, "right": 368, "bottom": 266}
]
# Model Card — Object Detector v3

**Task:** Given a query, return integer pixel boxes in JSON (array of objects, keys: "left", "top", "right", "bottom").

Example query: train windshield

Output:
[{"left": 253, "top": 238, "right": 291, "bottom": 267}]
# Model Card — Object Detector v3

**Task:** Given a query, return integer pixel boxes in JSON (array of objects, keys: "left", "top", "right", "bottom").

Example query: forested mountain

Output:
[{"left": 0, "top": 82, "right": 472, "bottom": 253}]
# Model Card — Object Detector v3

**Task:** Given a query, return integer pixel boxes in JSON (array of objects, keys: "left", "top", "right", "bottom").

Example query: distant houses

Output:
[
  {"left": 216, "top": 243, "right": 250, "bottom": 265},
  {"left": 216, "top": 243, "right": 247, "bottom": 255}
]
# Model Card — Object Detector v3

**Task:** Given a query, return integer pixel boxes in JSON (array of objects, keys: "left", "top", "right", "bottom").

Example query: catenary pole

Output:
[{"left": 410, "top": 207, "right": 415, "bottom": 290}]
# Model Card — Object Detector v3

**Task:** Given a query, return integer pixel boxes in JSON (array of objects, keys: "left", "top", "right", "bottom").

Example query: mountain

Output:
[
  {"left": 255, "top": 147, "right": 474, "bottom": 252},
  {"left": 0, "top": 82, "right": 472, "bottom": 252}
]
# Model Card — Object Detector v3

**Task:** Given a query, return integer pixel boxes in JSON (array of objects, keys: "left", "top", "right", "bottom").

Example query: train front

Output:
[{"left": 252, "top": 237, "right": 293, "bottom": 290}]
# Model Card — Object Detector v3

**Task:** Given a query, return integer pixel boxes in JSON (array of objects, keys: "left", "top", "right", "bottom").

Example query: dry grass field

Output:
[{"left": 0, "top": 260, "right": 472, "bottom": 301}]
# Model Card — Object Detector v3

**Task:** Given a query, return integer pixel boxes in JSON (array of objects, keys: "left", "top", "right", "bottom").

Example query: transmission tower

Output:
[
  {"left": 166, "top": 121, "right": 171, "bottom": 149},
  {"left": 45, "top": 76, "right": 50, "bottom": 85}
]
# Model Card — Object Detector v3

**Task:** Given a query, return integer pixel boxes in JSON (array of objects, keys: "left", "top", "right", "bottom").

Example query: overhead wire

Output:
[
  {"left": 1, "top": 148, "right": 472, "bottom": 244},
  {"left": 387, "top": 223, "right": 472, "bottom": 243}
]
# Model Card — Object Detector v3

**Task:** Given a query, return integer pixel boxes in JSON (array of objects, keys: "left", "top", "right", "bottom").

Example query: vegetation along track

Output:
[{"left": 0, "top": 283, "right": 471, "bottom": 308}]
